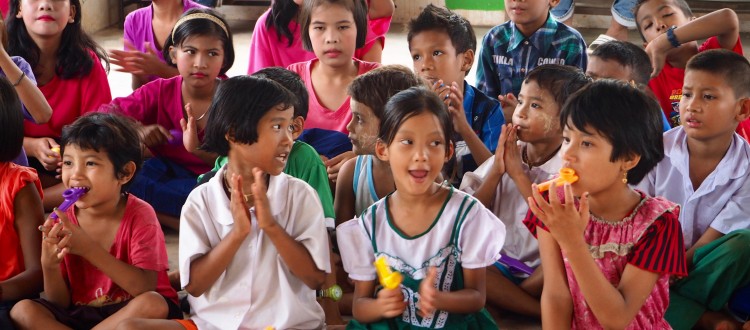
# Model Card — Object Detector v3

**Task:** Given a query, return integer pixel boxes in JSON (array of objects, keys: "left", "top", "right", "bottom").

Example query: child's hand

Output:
[
  {"left": 40, "top": 217, "right": 70, "bottom": 269},
  {"left": 417, "top": 266, "right": 440, "bottom": 317},
  {"left": 229, "top": 173, "right": 252, "bottom": 238},
  {"left": 250, "top": 167, "right": 277, "bottom": 231},
  {"left": 54, "top": 209, "right": 95, "bottom": 259},
  {"left": 110, "top": 41, "right": 169, "bottom": 77},
  {"left": 430, "top": 79, "right": 451, "bottom": 101},
  {"left": 491, "top": 124, "right": 509, "bottom": 175},
  {"left": 445, "top": 82, "right": 472, "bottom": 136},
  {"left": 528, "top": 182, "right": 590, "bottom": 249},
  {"left": 179, "top": 103, "right": 200, "bottom": 152},
  {"left": 497, "top": 93, "right": 518, "bottom": 123},
  {"left": 325, "top": 151, "right": 355, "bottom": 183},
  {"left": 503, "top": 125, "right": 524, "bottom": 178},
  {"left": 644, "top": 34, "right": 671, "bottom": 78},
  {"left": 376, "top": 285, "right": 406, "bottom": 318},
  {"left": 29, "top": 137, "right": 61, "bottom": 171},
  {"left": 139, "top": 124, "right": 172, "bottom": 147}
]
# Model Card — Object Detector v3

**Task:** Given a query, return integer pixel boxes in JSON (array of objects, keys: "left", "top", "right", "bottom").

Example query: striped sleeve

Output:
[
  {"left": 628, "top": 208, "right": 688, "bottom": 276},
  {"left": 523, "top": 191, "right": 549, "bottom": 238}
]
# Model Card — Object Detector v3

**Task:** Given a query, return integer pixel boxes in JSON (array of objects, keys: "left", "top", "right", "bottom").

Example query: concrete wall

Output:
[{"left": 80, "top": 0, "right": 120, "bottom": 34}]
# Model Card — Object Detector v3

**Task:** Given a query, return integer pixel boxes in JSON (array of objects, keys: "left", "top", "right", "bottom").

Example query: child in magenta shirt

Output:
[
  {"left": 111, "top": 0, "right": 205, "bottom": 90},
  {"left": 8, "top": 0, "right": 112, "bottom": 212},
  {"left": 247, "top": 0, "right": 392, "bottom": 74},
  {"left": 10, "top": 113, "right": 180, "bottom": 329},
  {"left": 108, "top": 9, "right": 234, "bottom": 229}
]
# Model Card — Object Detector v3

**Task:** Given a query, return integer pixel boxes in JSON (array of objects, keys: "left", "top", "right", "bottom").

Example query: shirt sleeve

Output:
[
  {"left": 80, "top": 54, "right": 112, "bottom": 114},
  {"left": 290, "top": 145, "right": 336, "bottom": 228},
  {"left": 459, "top": 157, "right": 494, "bottom": 195},
  {"left": 127, "top": 200, "right": 170, "bottom": 272},
  {"left": 288, "top": 179, "right": 331, "bottom": 273},
  {"left": 523, "top": 191, "right": 550, "bottom": 237},
  {"left": 481, "top": 101, "right": 505, "bottom": 153},
  {"left": 566, "top": 36, "right": 588, "bottom": 71},
  {"left": 178, "top": 192, "right": 214, "bottom": 289},
  {"left": 13, "top": 57, "right": 37, "bottom": 121},
  {"left": 107, "top": 80, "right": 158, "bottom": 124},
  {"left": 457, "top": 197, "right": 506, "bottom": 268},
  {"left": 336, "top": 215, "right": 377, "bottom": 281},
  {"left": 628, "top": 208, "right": 688, "bottom": 276},
  {"left": 709, "top": 174, "right": 750, "bottom": 235},
  {"left": 476, "top": 32, "right": 501, "bottom": 100},
  {"left": 123, "top": 12, "right": 136, "bottom": 50}
]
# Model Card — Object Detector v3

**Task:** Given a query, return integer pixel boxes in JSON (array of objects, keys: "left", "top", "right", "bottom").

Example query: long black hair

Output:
[
  {"left": 7, "top": 0, "right": 109, "bottom": 79},
  {"left": 266, "top": 0, "right": 300, "bottom": 47}
]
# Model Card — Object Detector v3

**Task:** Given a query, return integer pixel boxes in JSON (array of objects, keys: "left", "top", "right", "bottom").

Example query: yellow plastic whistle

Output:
[
  {"left": 50, "top": 146, "right": 60, "bottom": 157},
  {"left": 537, "top": 168, "right": 579, "bottom": 192},
  {"left": 374, "top": 256, "right": 402, "bottom": 290}
]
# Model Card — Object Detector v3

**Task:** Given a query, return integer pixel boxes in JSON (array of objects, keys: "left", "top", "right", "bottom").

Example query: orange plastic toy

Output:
[{"left": 537, "top": 168, "right": 578, "bottom": 192}]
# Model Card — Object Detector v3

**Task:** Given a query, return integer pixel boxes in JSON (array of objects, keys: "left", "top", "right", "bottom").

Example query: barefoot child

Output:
[
  {"left": 527, "top": 80, "right": 687, "bottom": 328},
  {"left": 10, "top": 113, "right": 180, "bottom": 329},
  {"left": 338, "top": 87, "right": 506, "bottom": 328}
]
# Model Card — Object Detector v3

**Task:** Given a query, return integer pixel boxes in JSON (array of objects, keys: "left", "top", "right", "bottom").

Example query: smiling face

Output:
[
  {"left": 513, "top": 80, "right": 562, "bottom": 144},
  {"left": 229, "top": 105, "right": 295, "bottom": 176},
  {"left": 17, "top": 0, "right": 75, "bottom": 39},
  {"left": 409, "top": 29, "right": 471, "bottom": 86},
  {"left": 636, "top": 0, "right": 691, "bottom": 43},
  {"left": 347, "top": 99, "right": 380, "bottom": 155},
  {"left": 679, "top": 70, "right": 746, "bottom": 142},
  {"left": 61, "top": 145, "right": 134, "bottom": 210},
  {"left": 170, "top": 34, "right": 225, "bottom": 89},
  {"left": 376, "top": 111, "right": 453, "bottom": 196},
  {"left": 308, "top": 2, "right": 357, "bottom": 67}
]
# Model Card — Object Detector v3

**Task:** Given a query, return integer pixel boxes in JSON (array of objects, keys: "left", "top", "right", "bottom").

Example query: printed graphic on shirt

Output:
[{"left": 669, "top": 88, "right": 682, "bottom": 127}]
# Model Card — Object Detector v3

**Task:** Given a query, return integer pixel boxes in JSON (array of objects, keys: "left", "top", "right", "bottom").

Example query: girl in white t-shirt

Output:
[{"left": 337, "top": 87, "right": 505, "bottom": 329}]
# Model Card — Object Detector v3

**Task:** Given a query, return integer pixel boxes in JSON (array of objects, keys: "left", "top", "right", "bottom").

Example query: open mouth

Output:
[{"left": 409, "top": 169, "right": 429, "bottom": 182}]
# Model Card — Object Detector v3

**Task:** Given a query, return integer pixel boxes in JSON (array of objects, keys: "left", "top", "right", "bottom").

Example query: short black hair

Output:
[
  {"left": 406, "top": 4, "right": 476, "bottom": 76},
  {"left": 686, "top": 49, "right": 750, "bottom": 98},
  {"left": 634, "top": 0, "right": 693, "bottom": 41},
  {"left": 561, "top": 80, "right": 664, "bottom": 184},
  {"left": 164, "top": 8, "right": 235, "bottom": 76},
  {"left": 379, "top": 87, "right": 454, "bottom": 153},
  {"left": 60, "top": 113, "right": 144, "bottom": 192},
  {"left": 299, "top": 0, "right": 368, "bottom": 52},
  {"left": 591, "top": 41, "right": 652, "bottom": 85},
  {"left": 524, "top": 64, "right": 591, "bottom": 109},
  {"left": 202, "top": 76, "right": 297, "bottom": 156},
  {"left": 252, "top": 67, "right": 309, "bottom": 119},
  {"left": 348, "top": 65, "right": 424, "bottom": 120},
  {"left": 0, "top": 77, "right": 23, "bottom": 162}
]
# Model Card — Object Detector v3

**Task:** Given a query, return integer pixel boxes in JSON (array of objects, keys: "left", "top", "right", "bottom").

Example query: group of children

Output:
[{"left": 0, "top": 0, "right": 749, "bottom": 329}]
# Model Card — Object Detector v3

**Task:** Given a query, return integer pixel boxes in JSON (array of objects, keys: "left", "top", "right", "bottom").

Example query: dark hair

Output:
[
  {"left": 0, "top": 77, "right": 24, "bottom": 162},
  {"left": 524, "top": 64, "right": 591, "bottom": 109},
  {"left": 0, "top": 16, "right": 8, "bottom": 49},
  {"left": 591, "top": 41, "right": 652, "bottom": 85},
  {"left": 7, "top": 0, "right": 109, "bottom": 79},
  {"left": 686, "top": 49, "right": 750, "bottom": 98},
  {"left": 60, "top": 113, "right": 143, "bottom": 192},
  {"left": 561, "top": 80, "right": 664, "bottom": 184},
  {"left": 299, "top": 0, "right": 368, "bottom": 52},
  {"left": 379, "top": 87, "right": 453, "bottom": 152},
  {"left": 163, "top": 8, "right": 235, "bottom": 76},
  {"left": 634, "top": 0, "right": 693, "bottom": 41},
  {"left": 348, "top": 65, "right": 424, "bottom": 120},
  {"left": 406, "top": 4, "right": 476, "bottom": 58},
  {"left": 266, "top": 0, "right": 301, "bottom": 47},
  {"left": 252, "top": 67, "right": 309, "bottom": 119},
  {"left": 202, "top": 76, "right": 297, "bottom": 156}
]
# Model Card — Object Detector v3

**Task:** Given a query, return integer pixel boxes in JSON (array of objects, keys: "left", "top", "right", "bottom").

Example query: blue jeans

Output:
[{"left": 551, "top": 0, "right": 637, "bottom": 28}]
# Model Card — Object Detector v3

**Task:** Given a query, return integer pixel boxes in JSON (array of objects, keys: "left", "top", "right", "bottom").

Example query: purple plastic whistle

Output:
[
  {"left": 498, "top": 254, "right": 534, "bottom": 276},
  {"left": 50, "top": 187, "right": 89, "bottom": 221}
]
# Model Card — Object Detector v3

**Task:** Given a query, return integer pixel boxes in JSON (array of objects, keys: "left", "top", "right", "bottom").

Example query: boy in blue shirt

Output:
[
  {"left": 477, "top": 0, "right": 587, "bottom": 120},
  {"left": 407, "top": 4, "right": 505, "bottom": 185}
]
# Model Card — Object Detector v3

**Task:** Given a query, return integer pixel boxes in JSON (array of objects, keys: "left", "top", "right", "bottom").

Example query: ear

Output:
[
  {"left": 68, "top": 4, "right": 76, "bottom": 24},
  {"left": 374, "top": 138, "right": 389, "bottom": 162},
  {"left": 621, "top": 152, "right": 642, "bottom": 173},
  {"left": 292, "top": 116, "right": 305, "bottom": 140},
  {"left": 460, "top": 49, "right": 475, "bottom": 73},
  {"left": 169, "top": 46, "right": 177, "bottom": 63},
  {"left": 444, "top": 141, "right": 455, "bottom": 162},
  {"left": 119, "top": 161, "right": 137, "bottom": 185},
  {"left": 549, "top": 0, "right": 561, "bottom": 8},
  {"left": 736, "top": 97, "right": 750, "bottom": 122}
]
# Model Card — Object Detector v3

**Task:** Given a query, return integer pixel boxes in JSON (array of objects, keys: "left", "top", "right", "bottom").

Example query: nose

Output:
[
  {"left": 194, "top": 53, "right": 208, "bottom": 68},
  {"left": 513, "top": 101, "right": 527, "bottom": 120},
  {"left": 680, "top": 94, "right": 699, "bottom": 113},
  {"left": 421, "top": 55, "right": 435, "bottom": 71},
  {"left": 561, "top": 141, "right": 575, "bottom": 164},
  {"left": 412, "top": 144, "right": 429, "bottom": 163},
  {"left": 325, "top": 28, "right": 339, "bottom": 44},
  {"left": 282, "top": 126, "right": 293, "bottom": 146},
  {"left": 37, "top": 0, "right": 53, "bottom": 10}
]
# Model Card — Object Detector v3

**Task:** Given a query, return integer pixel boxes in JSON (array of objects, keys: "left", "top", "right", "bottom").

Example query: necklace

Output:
[
  {"left": 522, "top": 144, "right": 562, "bottom": 168},
  {"left": 195, "top": 110, "right": 208, "bottom": 122},
  {"left": 222, "top": 171, "right": 254, "bottom": 203}
]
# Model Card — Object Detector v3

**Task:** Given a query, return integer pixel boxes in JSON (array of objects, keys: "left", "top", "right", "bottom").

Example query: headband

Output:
[{"left": 171, "top": 13, "right": 229, "bottom": 42}]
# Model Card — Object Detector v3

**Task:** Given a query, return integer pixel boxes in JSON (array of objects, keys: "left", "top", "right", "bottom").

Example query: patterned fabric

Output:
[
  {"left": 525, "top": 191, "right": 687, "bottom": 329},
  {"left": 476, "top": 14, "right": 587, "bottom": 99}
]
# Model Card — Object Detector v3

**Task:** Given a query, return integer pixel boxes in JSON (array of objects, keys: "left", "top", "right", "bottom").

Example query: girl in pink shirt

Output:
[
  {"left": 8, "top": 0, "right": 112, "bottom": 212},
  {"left": 288, "top": 0, "right": 379, "bottom": 181},
  {"left": 247, "top": 0, "right": 393, "bottom": 74},
  {"left": 108, "top": 8, "right": 233, "bottom": 229}
]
